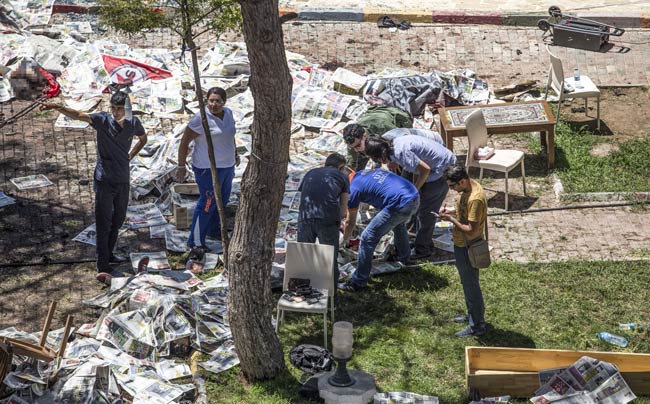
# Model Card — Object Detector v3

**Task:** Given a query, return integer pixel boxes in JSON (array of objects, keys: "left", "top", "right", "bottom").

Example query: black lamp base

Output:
[{"left": 328, "top": 357, "right": 356, "bottom": 387}]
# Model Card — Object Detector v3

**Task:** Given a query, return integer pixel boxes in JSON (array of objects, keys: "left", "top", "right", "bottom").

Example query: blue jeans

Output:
[
  {"left": 188, "top": 165, "right": 235, "bottom": 248},
  {"left": 415, "top": 177, "right": 449, "bottom": 255},
  {"left": 454, "top": 245, "right": 486, "bottom": 330},
  {"left": 352, "top": 198, "right": 419, "bottom": 287}
]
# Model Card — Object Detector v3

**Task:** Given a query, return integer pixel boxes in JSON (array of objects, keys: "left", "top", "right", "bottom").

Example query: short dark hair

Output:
[
  {"left": 110, "top": 91, "right": 128, "bottom": 106},
  {"left": 324, "top": 153, "right": 346, "bottom": 168},
  {"left": 342, "top": 124, "right": 366, "bottom": 145},
  {"left": 444, "top": 164, "right": 470, "bottom": 183},
  {"left": 207, "top": 87, "right": 227, "bottom": 102},
  {"left": 364, "top": 137, "right": 392, "bottom": 163}
]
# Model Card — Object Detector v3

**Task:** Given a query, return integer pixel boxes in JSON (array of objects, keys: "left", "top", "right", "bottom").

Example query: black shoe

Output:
[
  {"left": 410, "top": 249, "right": 431, "bottom": 261},
  {"left": 338, "top": 281, "right": 364, "bottom": 292},
  {"left": 109, "top": 254, "right": 128, "bottom": 265},
  {"left": 455, "top": 326, "right": 487, "bottom": 338}
]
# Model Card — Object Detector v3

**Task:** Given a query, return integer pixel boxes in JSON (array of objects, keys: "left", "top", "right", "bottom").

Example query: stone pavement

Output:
[
  {"left": 1, "top": 22, "right": 649, "bottom": 280},
  {"left": 276, "top": 0, "right": 650, "bottom": 27}
]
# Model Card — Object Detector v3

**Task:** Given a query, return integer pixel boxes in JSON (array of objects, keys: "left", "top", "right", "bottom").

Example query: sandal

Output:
[
  {"left": 96, "top": 272, "right": 113, "bottom": 286},
  {"left": 137, "top": 256, "right": 150, "bottom": 273},
  {"left": 377, "top": 16, "right": 398, "bottom": 28},
  {"left": 397, "top": 20, "right": 412, "bottom": 30}
]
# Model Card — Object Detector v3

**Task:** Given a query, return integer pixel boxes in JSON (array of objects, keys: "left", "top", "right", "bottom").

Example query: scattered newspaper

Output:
[
  {"left": 0, "top": 191, "right": 16, "bottom": 208},
  {"left": 531, "top": 356, "right": 636, "bottom": 404},
  {"left": 198, "top": 340, "right": 239, "bottom": 374},
  {"left": 127, "top": 203, "right": 167, "bottom": 229},
  {"left": 10, "top": 174, "right": 53, "bottom": 190},
  {"left": 130, "top": 251, "right": 171, "bottom": 272},
  {"left": 374, "top": 392, "right": 439, "bottom": 404}
]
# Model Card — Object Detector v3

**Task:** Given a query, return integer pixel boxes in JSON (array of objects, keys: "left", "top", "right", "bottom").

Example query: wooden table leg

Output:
[
  {"left": 547, "top": 128, "right": 555, "bottom": 169},
  {"left": 443, "top": 127, "right": 453, "bottom": 152},
  {"left": 540, "top": 130, "right": 547, "bottom": 149}
]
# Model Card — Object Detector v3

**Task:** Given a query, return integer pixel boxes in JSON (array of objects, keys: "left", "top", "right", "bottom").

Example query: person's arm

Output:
[
  {"left": 440, "top": 215, "right": 477, "bottom": 234},
  {"left": 413, "top": 160, "right": 431, "bottom": 190},
  {"left": 176, "top": 126, "right": 199, "bottom": 181},
  {"left": 38, "top": 99, "right": 91, "bottom": 123},
  {"left": 129, "top": 133, "right": 147, "bottom": 161},
  {"left": 233, "top": 137, "right": 240, "bottom": 166},
  {"left": 339, "top": 192, "right": 349, "bottom": 221},
  {"left": 341, "top": 207, "right": 358, "bottom": 245}
]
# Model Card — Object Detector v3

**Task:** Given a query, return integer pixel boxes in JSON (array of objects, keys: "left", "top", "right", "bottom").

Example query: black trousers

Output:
[{"left": 95, "top": 180, "right": 129, "bottom": 271}]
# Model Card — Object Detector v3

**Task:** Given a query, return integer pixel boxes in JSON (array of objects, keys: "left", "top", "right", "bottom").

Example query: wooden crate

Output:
[
  {"left": 172, "top": 183, "right": 199, "bottom": 229},
  {"left": 466, "top": 346, "right": 650, "bottom": 398}
]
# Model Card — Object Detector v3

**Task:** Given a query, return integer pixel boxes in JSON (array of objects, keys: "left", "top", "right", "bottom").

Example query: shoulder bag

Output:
[{"left": 462, "top": 217, "right": 491, "bottom": 269}]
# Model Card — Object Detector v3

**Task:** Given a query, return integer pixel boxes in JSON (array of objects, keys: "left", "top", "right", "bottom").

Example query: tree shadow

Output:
[{"left": 476, "top": 325, "right": 537, "bottom": 348}]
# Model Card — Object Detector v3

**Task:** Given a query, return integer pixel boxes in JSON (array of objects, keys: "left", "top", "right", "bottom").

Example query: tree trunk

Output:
[{"left": 228, "top": 0, "right": 292, "bottom": 381}]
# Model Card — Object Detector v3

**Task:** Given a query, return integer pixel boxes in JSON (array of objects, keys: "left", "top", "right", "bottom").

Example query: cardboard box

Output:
[
  {"left": 466, "top": 346, "right": 650, "bottom": 398},
  {"left": 171, "top": 183, "right": 199, "bottom": 229}
]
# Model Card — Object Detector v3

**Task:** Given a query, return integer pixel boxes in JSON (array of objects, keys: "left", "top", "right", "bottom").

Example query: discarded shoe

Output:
[
  {"left": 454, "top": 326, "right": 487, "bottom": 338},
  {"left": 95, "top": 272, "right": 113, "bottom": 286},
  {"left": 338, "top": 281, "right": 364, "bottom": 292},
  {"left": 137, "top": 256, "right": 150, "bottom": 273},
  {"left": 377, "top": 16, "right": 398, "bottom": 28},
  {"left": 397, "top": 20, "right": 412, "bottom": 30}
]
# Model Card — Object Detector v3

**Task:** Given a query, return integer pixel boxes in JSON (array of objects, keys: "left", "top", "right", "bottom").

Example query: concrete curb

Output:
[
  {"left": 50, "top": 6, "right": 647, "bottom": 28},
  {"left": 553, "top": 174, "right": 650, "bottom": 203}
]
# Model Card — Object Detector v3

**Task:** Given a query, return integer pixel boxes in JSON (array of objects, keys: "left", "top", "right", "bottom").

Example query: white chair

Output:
[
  {"left": 545, "top": 45, "right": 601, "bottom": 130},
  {"left": 275, "top": 241, "right": 336, "bottom": 349},
  {"left": 465, "top": 109, "right": 526, "bottom": 211}
]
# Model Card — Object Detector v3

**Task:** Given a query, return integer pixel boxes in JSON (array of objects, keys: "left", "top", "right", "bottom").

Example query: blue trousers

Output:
[
  {"left": 188, "top": 165, "right": 235, "bottom": 248},
  {"left": 352, "top": 198, "right": 419, "bottom": 287},
  {"left": 454, "top": 245, "right": 486, "bottom": 330}
]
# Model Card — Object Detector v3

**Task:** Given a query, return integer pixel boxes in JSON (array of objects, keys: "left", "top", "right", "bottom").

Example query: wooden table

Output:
[{"left": 438, "top": 100, "right": 557, "bottom": 169}]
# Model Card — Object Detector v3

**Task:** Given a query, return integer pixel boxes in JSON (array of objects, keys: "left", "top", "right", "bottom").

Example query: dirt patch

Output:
[
  {"left": 562, "top": 86, "right": 650, "bottom": 141},
  {"left": 590, "top": 143, "right": 620, "bottom": 157}
]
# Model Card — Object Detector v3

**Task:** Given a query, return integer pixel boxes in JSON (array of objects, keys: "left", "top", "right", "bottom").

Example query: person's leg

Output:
[
  {"left": 415, "top": 178, "right": 448, "bottom": 255},
  {"left": 94, "top": 181, "right": 115, "bottom": 272},
  {"left": 107, "top": 183, "right": 130, "bottom": 258},
  {"left": 352, "top": 209, "right": 393, "bottom": 288},
  {"left": 206, "top": 165, "right": 236, "bottom": 239},
  {"left": 392, "top": 199, "right": 420, "bottom": 262},
  {"left": 315, "top": 221, "right": 341, "bottom": 299},
  {"left": 297, "top": 219, "right": 318, "bottom": 243},
  {"left": 188, "top": 167, "right": 216, "bottom": 248},
  {"left": 453, "top": 245, "right": 486, "bottom": 331}
]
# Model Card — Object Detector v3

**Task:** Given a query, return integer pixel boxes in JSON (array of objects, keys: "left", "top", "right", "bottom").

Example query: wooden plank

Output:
[{"left": 466, "top": 347, "right": 650, "bottom": 397}]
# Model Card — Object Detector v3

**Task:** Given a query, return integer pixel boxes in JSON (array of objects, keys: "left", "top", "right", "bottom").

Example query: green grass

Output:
[
  {"left": 529, "top": 120, "right": 650, "bottom": 193},
  {"left": 206, "top": 260, "right": 650, "bottom": 403}
]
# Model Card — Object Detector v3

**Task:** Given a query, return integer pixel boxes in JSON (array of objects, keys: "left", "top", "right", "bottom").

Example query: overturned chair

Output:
[{"left": 0, "top": 301, "right": 73, "bottom": 386}]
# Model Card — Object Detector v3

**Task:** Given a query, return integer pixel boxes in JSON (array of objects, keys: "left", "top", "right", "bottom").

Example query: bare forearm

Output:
[
  {"left": 342, "top": 209, "right": 358, "bottom": 241},
  {"left": 55, "top": 105, "right": 91, "bottom": 123},
  {"left": 129, "top": 136, "right": 147, "bottom": 160}
]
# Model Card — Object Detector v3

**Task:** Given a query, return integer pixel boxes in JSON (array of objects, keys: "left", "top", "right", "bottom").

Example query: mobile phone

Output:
[{"left": 430, "top": 211, "right": 440, "bottom": 217}]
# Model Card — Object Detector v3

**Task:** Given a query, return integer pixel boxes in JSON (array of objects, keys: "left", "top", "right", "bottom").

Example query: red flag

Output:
[{"left": 102, "top": 54, "right": 172, "bottom": 85}]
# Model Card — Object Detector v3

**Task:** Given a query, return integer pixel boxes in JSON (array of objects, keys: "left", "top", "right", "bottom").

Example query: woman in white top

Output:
[{"left": 177, "top": 87, "right": 239, "bottom": 251}]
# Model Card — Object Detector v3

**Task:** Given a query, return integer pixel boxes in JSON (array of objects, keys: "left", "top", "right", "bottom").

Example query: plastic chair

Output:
[
  {"left": 545, "top": 45, "right": 601, "bottom": 130},
  {"left": 275, "top": 241, "right": 336, "bottom": 349},
  {"left": 465, "top": 109, "right": 526, "bottom": 211}
]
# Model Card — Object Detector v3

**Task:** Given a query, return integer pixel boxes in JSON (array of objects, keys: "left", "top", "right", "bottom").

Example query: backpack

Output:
[{"left": 289, "top": 344, "right": 334, "bottom": 376}]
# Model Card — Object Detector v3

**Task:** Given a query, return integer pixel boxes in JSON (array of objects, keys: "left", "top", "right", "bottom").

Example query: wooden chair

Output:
[{"left": 0, "top": 301, "right": 73, "bottom": 363}]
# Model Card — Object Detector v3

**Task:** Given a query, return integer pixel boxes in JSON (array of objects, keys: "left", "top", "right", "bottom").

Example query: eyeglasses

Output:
[{"left": 349, "top": 139, "right": 364, "bottom": 151}]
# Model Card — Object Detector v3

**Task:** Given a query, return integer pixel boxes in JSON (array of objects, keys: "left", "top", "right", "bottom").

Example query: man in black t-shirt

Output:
[
  {"left": 298, "top": 153, "right": 350, "bottom": 295},
  {"left": 41, "top": 92, "right": 147, "bottom": 283}
]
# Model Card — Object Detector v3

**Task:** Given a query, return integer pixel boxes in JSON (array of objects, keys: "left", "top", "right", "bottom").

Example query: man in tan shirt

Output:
[{"left": 440, "top": 164, "right": 488, "bottom": 337}]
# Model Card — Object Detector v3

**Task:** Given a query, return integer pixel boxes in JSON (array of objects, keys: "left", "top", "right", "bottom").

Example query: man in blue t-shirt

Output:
[
  {"left": 41, "top": 92, "right": 147, "bottom": 283},
  {"left": 365, "top": 135, "right": 457, "bottom": 259},
  {"left": 339, "top": 168, "right": 420, "bottom": 292},
  {"left": 298, "top": 153, "right": 350, "bottom": 296}
]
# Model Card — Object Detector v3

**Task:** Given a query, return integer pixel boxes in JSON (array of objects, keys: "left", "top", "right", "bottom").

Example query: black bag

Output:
[
  {"left": 289, "top": 344, "right": 334, "bottom": 376},
  {"left": 288, "top": 278, "right": 310, "bottom": 292}
]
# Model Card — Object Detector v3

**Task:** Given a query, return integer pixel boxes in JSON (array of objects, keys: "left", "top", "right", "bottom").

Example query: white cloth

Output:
[{"left": 189, "top": 107, "right": 236, "bottom": 169}]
